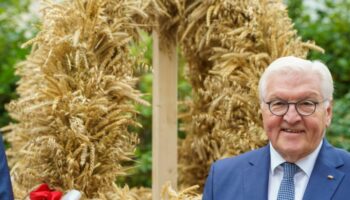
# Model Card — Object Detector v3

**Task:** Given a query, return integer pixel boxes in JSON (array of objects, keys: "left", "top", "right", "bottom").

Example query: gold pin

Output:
[{"left": 327, "top": 175, "right": 334, "bottom": 180}]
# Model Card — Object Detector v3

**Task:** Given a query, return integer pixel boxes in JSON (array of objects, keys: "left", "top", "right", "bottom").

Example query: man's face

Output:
[{"left": 261, "top": 71, "right": 332, "bottom": 162}]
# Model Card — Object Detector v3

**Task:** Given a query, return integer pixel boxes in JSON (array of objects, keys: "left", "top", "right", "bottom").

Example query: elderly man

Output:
[
  {"left": 0, "top": 133, "right": 13, "bottom": 199},
  {"left": 203, "top": 56, "right": 350, "bottom": 200}
]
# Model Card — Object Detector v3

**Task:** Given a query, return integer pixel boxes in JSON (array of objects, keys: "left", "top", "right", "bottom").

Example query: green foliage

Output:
[
  {"left": 121, "top": 72, "right": 153, "bottom": 188},
  {"left": 328, "top": 93, "right": 350, "bottom": 150},
  {"left": 0, "top": 0, "right": 37, "bottom": 127},
  {"left": 286, "top": 0, "right": 350, "bottom": 150},
  {"left": 124, "top": 33, "right": 153, "bottom": 188}
]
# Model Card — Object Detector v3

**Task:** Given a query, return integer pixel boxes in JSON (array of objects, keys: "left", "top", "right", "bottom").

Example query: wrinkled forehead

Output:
[
  {"left": 265, "top": 70, "right": 323, "bottom": 98},
  {"left": 268, "top": 68, "right": 321, "bottom": 80}
]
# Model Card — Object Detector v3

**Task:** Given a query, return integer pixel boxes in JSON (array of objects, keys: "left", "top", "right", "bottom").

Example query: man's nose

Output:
[{"left": 283, "top": 104, "right": 302, "bottom": 123}]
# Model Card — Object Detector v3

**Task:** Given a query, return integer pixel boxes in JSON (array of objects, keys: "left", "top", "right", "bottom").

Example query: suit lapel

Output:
[
  {"left": 303, "top": 140, "right": 345, "bottom": 200},
  {"left": 244, "top": 145, "right": 270, "bottom": 200}
]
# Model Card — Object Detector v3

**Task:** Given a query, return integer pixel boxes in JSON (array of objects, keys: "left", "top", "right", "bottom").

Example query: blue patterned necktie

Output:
[{"left": 277, "top": 162, "right": 299, "bottom": 200}]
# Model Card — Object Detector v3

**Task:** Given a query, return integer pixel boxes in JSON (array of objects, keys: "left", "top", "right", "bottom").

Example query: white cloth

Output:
[
  {"left": 268, "top": 140, "right": 323, "bottom": 200},
  {"left": 61, "top": 190, "right": 81, "bottom": 200}
]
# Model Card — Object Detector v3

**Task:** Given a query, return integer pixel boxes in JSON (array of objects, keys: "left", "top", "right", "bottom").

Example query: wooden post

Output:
[{"left": 152, "top": 31, "right": 178, "bottom": 200}]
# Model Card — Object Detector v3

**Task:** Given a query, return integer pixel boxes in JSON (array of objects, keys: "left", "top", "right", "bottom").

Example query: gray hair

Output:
[{"left": 258, "top": 56, "right": 334, "bottom": 101}]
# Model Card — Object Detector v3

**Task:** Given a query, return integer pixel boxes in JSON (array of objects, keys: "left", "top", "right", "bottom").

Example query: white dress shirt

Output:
[{"left": 268, "top": 140, "right": 323, "bottom": 200}]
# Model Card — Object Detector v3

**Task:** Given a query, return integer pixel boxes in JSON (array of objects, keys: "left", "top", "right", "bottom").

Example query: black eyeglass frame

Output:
[{"left": 264, "top": 99, "right": 328, "bottom": 116}]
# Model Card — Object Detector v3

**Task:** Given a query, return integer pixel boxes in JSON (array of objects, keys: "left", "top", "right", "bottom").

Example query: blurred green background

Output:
[{"left": 1, "top": 0, "right": 349, "bottom": 188}]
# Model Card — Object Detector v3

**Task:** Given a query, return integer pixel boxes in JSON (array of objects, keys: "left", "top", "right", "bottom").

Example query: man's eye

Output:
[
  {"left": 300, "top": 101, "right": 315, "bottom": 106},
  {"left": 271, "top": 101, "right": 286, "bottom": 106}
]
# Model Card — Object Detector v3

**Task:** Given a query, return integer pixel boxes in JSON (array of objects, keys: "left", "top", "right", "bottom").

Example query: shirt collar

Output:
[{"left": 270, "top": 140, "right": 323, "bottom": 176}]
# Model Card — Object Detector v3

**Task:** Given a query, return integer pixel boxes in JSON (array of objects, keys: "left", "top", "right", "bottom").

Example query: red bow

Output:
[{"left": 30, "top": 183, "right": 62, "bottom": 200}]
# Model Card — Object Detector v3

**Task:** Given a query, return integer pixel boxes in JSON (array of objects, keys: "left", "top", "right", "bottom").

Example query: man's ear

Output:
[{"left": 325, "top": 100, "right": 333, "bottom": 127}]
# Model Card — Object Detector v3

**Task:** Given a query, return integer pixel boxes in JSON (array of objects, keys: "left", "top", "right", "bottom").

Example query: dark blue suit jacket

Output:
[
  {"left": 203, "top": 140, "right": 350, "bottom": 200},
  {"left": 0, "top": 134, "right": 13, "bottom": 200}
]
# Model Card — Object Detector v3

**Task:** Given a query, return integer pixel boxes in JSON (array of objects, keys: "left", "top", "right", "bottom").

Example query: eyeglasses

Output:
[{"left": 264, "top": 99, "right": 327, "bottom": 116}]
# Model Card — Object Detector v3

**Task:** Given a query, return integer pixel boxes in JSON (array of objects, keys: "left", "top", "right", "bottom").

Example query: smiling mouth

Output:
[{"left": 281, "top": 128, "right": 304, "bottom": 133}]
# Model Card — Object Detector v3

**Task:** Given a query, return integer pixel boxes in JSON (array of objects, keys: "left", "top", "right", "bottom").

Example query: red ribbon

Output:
[{"left": 30, "top": 183, "right": 63, "bottom": 200}]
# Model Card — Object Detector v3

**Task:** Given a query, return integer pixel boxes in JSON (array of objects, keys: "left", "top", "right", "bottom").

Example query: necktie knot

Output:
[{"left": 282, "top": 162, "right": 299, "bottom": 178}]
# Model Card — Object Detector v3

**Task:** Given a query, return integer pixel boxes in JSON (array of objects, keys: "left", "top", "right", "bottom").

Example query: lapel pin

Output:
[{"left": 327, "top": 175, "right": 334, "bottom": 180}]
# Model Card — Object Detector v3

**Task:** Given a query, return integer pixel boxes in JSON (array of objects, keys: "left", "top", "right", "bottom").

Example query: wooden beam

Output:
[{"left": 152, "top": 31, "right": 178, "bottom": 200}]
